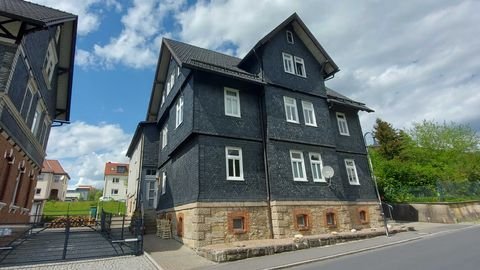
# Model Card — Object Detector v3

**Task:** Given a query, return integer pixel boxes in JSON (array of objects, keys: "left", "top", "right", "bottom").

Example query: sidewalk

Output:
[{"left": 143, "top": 222, "right": 477, "bottom": 270}]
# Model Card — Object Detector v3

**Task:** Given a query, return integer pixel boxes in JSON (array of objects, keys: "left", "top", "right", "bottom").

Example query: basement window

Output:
[
  {"left": 296, "top": 214, "right": 308, "bottom": 230},
  {"left": 326, "top": 212, "right": 336, "bottom": 227},
  {"left": 359, "top": 210, "right": 368, "bottom": 223}
]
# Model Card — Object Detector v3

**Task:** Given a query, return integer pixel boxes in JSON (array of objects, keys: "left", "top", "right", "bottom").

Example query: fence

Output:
[{"left": 0, "top": 209, "right": 143, "bottom": 267}]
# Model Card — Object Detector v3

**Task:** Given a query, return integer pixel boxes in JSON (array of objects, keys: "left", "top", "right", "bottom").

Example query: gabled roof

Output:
[
  {"left": 326, "top": 87, "right": 374, "bottom": 112},
  {"left": 0, "top": 0, "right": 77, "bottom": 123},
  {"left": 42, "top": 159, "right": 69, "bottom": 177},
  {"left": 164, "top": 39, "right": 263, "bottom": 83},
  {"left": 0, "top": 0, "right": 76, "bottom": 27},
  {"left": 239, "top": 13, "right": 339, "bottom": 79},
  {"left": 126, "top": 121, "right": 156, "bottom": 158},
  {"left": 104, "top": 162, "right": 129, "bottom": 176}
]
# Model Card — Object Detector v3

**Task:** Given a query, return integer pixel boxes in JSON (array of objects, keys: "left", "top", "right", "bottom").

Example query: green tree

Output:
[{"left": 373, "top": 118, "right": 404, "bottom": 160}]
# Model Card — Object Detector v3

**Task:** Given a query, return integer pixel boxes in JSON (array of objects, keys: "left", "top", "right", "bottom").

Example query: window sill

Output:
[
  {"left": 305, "top": 124, "right": 317, "bottom": 127},
  {"left": 327, "top": 224, "right": 337, "bottom": 228},
  {"left": 313, "top": 179, "right": 327, "bottom": 183},
  {"left": 225, "top": 113, "right": 241, "bottom": 118},
  {"left": 297, "top": 226, "right": 310, "bottom": 231},
  {"left": 349, "top": 182, "right": 361, "bottom": 186},
  {"left": 8, "top": 205, "right": 20, "bottom": 214},
  {"left": 286, "top": 120, "right": 300, "bottom": 124},
  {"left": 227, "top": 178, "right": 245, "bottom": 181},
  {"left": 293, "top": 178, "right": 308, "bottom": 182},
  {"left": 0, "top": 202, "right": 6, "bottom": 211},
  {"left": 233, "top": 229, "right": 246, "bottom": 234},
  {"left": 339, "top": 133, "right": 350, "bottom": 136}
]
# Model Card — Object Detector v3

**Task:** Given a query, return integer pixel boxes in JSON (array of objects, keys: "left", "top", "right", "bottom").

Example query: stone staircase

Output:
[{"left": 143, "top": 209, "right": 157, "bottom": 235}]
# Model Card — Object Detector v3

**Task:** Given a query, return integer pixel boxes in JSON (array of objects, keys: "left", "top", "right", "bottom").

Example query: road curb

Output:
[
  {"left": 144, "top": 252, "right": 164, "bottom": 270},
  {"left": 263, "top": 224, "right": 479, "bottom": 270}
]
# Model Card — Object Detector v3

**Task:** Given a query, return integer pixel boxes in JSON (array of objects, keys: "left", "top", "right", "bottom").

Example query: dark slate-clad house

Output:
[
  {"left": 134, "top": 13, "right": 380, "bottom": 248},
  {"left": 0, "top": 0, "right": 77, "bottom": 223}
]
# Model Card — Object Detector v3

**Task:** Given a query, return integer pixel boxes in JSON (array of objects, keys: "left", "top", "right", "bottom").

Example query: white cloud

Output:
[
  {"left": 30, "top": 0, "right": 122, "bottom": 35},
  {"left": 46, "top": 122, "right": 131, "bottom": 188},
  {"left": 79, "top": 0, "right": 184, "bottom": 69}
]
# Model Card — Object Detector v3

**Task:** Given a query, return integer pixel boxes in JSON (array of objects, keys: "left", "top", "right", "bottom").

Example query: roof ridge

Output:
[
  {"left": 164, "top": 38, "right": 242, "bottom": 61},
  {"left": 21, "top": 0, "right": 76, "bottom": 17}
]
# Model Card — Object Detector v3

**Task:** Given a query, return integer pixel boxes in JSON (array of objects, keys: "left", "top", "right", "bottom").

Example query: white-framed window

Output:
[
  {"left": 112, "top": 177, "right": 120, "bottom": 183},
  {"left": 43, "top": 40, "right": 58, "bottom": 86},
  {"left": 161, "top": 171, "right": 166, "bottom": 195},
  {"left": 161, "top": 91, "right": 166, "bottom": 107},
  {"left": 224, "top": 87, "right": 241, "bottom": 118},
  {"left": 336, "top": 112, "right": 350, "bottom": 136},
  {"left": 294, "top": 56, "right": 306, "bottom": 77},
  {"left": 111, "top": 189, "right": 119, "bottom": 195},
  {"left": 345, "top": 159, "right": 360, "bottom": 185},
  {"left": 309, "top": 153, "right": 324, "bottom": 182},
  {"left": 161, "top": 125, "right": 168, "bottom": 149},
  {"left": 31, "top": 104, "right": 42, "bottom": 136},
  {"left": 175, "top": 96, "right": 184, "bottom": 128},
  {"left": 286, "top": 30, "right": 294, "bottom": 44},
  {"left": 302, "top": 101, "right": 317, "bottom": 127},
  {"left": 55, "top": 26, "right": 61, "bottom": 43},
  {"left": 170, "top": 73, "right": 175, "bottom": 89},
  {"left": 20, "top": 85, "right": 34, "bottom": 120},
  {"left": 225, "top": 147, "right": 244, "bottom": 181},
  {"left": 284, "top": 96, "right": 299, "bottom": 123},
  {"left": 166, "top": 82, "right": 171, "bottom": 95},
  {"left": 282, "top": 53, "right": 294, "bottom": 74},
  {"left": 290, "top": 150, "right": 307, "bottom": 181},
  {"left": 177, "top": 67, "right": 180, "bottom": 77}
]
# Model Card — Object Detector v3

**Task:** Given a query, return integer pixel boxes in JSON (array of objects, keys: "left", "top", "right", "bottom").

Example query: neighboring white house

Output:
[
  {"left": 30, "top": 160, "right": 70, "bottom": 222},
  {"left": 103, "top": 162, "right": 129, "bottom": 201}
]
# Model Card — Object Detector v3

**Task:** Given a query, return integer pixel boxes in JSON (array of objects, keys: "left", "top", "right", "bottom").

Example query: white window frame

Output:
[
  {"left": 225, "top": 147, "right": 244, "bottom": 181},
  {"left": 43, "top": 40, "right": 58, "bottom": 87},
  {"left": 286, "top": 30, "right": 294, "bottom": 44},
  {"left": 111, "top": 189, "right": 119, "bottom": 195},
  {"left": 283, "top": 96, "right": 299, "bottom": 123},
  {"left": 282, "top": 53, "right": 294, "bottom": 74},
  {"left": 290, "top": 150, "right": 307, "bottom": 182},
  {"left": 20, "top": 84, "right": 34, "bottom": 119},
  {"left": 170, "top": 73, "right": 175, "bottom": 89},
  {"left": 31, "top": 104, "right": 42, "bottom": 135},
  {"left": 309, "top": 153, "right": 325, "bottom": 182},
  {"left": 161, "top": 125, "right": 168, "bottom": 149},
  {"left": 345, "top": 159, "right": 360, "bottom": 185},
  {"left": 302, "top": 101, "right": 317, "bottom": 127},
  {"left": 294, "top": 56, "right": 306, "bottom": 77},
  {"left": 112, "top": 177, "right": 120, "bottom": 183},
  {"left": 336, "top": 112, "right": 350, "bottom": 136},
  {"left": 161, "top": 171, "right": 167, "bottom": 195},
  {"left": 224, "top": 87, "right": 241, "bottom": 118},
  {"left": 175, "top": 96, "right": 184, "bottom": 128},
  {"left": 177, "top": 67, "right": 180, "bottom": 77},
  {"left": 166, "top": 82, "right": 171, "bottom": 95}
]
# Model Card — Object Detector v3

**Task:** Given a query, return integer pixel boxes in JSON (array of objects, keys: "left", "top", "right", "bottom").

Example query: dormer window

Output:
[
  {"left": 43, "top": 40, "right": 58, "bottom": 88},
  {"left": 286, "top": 30, "right": 294, "bottom": 44}
]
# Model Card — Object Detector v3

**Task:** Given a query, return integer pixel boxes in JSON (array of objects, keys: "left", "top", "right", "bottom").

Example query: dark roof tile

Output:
[{"left": 0, "top": 0, "right": 76, "bottom": 26}]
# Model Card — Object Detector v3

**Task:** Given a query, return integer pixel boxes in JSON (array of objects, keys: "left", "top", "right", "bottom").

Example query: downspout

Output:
[
  {"left": 259, "top": 90, "right": 274, "bottom": 239},
  {"left": 253, "top": 48, "right": 274, "bottom": 239}
]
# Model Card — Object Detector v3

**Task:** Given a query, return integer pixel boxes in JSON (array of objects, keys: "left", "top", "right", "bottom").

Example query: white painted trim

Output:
[
  {"left": 282, "top": 52, "right": 294, "bottom": 74},
  {"left": 309, "top": 152, "right": 325, "bottom": 182},
  {"left": 302, "top": 100, "right": 317, "bottom": 127},
  {"left": 283, "top": 96, "right": 299, "bottom": 124},
  {"left": 294, "top": 56, "right": 307, "bottom": 78},
  {"left": 345, "top": 159, "right": 360, "bottom": 185},
  {"left": 225, "top": 146, "right": 244, "bottom": 181},
  {"left": 290, "top": 150, "right": 307, "bottom": 181},
  {"left": 224, "top": 87, "right": 241, "bottom": 118},
  {"left": 336, "top": 112, "right": 350, "bottom": 136}
]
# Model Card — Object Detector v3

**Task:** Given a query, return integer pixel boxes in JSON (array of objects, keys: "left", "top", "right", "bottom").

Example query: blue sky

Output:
[{"left": 30, "top": 0, "right": 480, "bottom": 188}]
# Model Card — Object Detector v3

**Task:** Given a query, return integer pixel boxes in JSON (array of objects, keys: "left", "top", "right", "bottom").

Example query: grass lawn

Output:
[{"left": 44, "top": 200, "right": 126, "bottom": 216}]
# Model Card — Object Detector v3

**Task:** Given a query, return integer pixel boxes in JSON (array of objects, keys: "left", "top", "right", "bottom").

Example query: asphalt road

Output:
[{"left": 292, "top": 226, "right": 480, "bottom": 270}]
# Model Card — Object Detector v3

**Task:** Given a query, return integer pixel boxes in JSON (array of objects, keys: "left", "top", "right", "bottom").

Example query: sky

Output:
[{"left": 29, "top": 0, "right": 480, "bottom": 189}]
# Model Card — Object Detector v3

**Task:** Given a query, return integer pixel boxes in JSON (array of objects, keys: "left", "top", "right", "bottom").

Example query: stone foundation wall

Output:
[
  {"left": 271, "top": 201, "right": 382, "bottom": 238},
  {"left": 391, "top": 201, "right": 480, "bottom": 223},
  {"left": 159, "top": 201, "right": 382, "bottom": 249}
]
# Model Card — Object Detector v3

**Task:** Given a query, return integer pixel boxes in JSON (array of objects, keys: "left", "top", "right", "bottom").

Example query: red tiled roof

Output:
[
  {"left": 41, "top": 159, "right": 67, "bottom": 175},
  {"left": 104, "top": 162, "right": 129, "bottom": 176}
]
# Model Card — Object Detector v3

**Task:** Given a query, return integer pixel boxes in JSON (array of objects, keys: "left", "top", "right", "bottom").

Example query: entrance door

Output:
[{"left": 145, "top": 180, "right": 157, "bottom": 209}]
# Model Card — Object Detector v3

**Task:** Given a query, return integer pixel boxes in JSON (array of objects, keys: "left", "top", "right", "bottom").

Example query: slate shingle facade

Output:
[
  {"left": 0, "top": 0, "right": 77, "bottom": 223},
  {"left": 133, "top": 13, "right": 381, "bottom": 248}
]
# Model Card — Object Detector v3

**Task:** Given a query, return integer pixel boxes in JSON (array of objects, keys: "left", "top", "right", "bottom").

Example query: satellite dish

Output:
[{"left": 322, "top": 166, "right": 334, "bottom": 179}]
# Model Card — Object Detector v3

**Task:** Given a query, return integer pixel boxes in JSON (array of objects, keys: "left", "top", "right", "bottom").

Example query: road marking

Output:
[{"left": 263, "top": 224, "right": 479, "bottom": 270}]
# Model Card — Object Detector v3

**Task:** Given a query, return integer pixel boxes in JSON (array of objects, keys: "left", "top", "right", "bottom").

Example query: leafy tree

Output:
[
  {"left": 373, "top": 118, "right": 404, "bottom": 160},
  {"left": 87, "top": 188, "right": 103, "bottom": 201}
]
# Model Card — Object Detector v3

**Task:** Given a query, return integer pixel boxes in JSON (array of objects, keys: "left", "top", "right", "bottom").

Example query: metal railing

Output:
[{"left": 0, "top": 211, "right": 143, "bottom": 267}]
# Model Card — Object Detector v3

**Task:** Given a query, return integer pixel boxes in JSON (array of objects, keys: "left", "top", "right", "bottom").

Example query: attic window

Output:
[{"left": 286, "top": 30, "right": 294, "bottom": 44}]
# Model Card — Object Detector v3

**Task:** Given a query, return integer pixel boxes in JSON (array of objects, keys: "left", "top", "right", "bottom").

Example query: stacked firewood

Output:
[{"left": 48, "top": 216, "right": 96, "bottom": 228}]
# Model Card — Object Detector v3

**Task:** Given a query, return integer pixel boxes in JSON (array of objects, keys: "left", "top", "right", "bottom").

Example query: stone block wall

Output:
[
  {"left": 159, "top": 200, "right": 382, "bottom": 250},
  {"left": 270, "top": 201, "right": 382, "bottom": 238}
]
